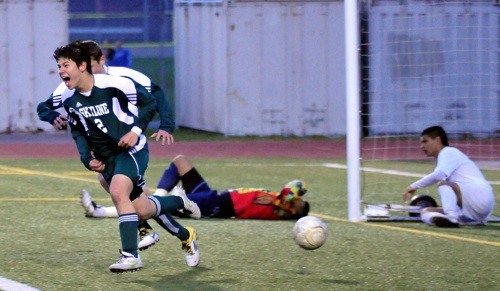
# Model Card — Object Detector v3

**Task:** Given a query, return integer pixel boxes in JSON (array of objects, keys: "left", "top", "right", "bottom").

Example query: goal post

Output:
[
  {"left": 345, "top": 0, "right": 362, "bottom": 222},
  {"left": 346, "top": 0, "right": 499, "bottom": 222}
]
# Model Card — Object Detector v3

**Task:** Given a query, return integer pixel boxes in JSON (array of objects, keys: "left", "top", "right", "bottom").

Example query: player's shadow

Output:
[
  {"left": 133, "top": 266, "right": 235, "bottom": 290},
  {"left": 321, "top": 279, "right": 361, "bottom": 286},
  {"left": 293, "top": 268, "right": 360, "bottom": 287}
]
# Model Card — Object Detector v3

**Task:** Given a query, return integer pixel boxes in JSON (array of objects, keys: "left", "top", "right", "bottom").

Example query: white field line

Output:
[
  {"left": 0, "top": 276, "right": 39, "bottom": 291},
  {"left": 323, "top": 163, "right": 500, "bottom": 185}
]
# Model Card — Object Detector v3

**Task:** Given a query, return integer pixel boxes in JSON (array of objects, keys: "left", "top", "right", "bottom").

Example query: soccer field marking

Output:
[
  {"left": 1, "top": 163, "right": 498, "bottom": 247},
  {"left": 0, "top": 164, "right": 98, "bottom": 184},
  {"left": 0, "top": 276, "right": 39, "bottom": 291},
  {"left": 0, "top": 196, "right": 497, "bottom": 247},
  {"left": 312, "top": 212, "right": 500, "bottom": 247},
  {"left": 364, "top": 222, "right": 500, "bottom": 247},
  {"left": 323, "top": 163, "right": 500, "bottom": 185},
  {"left": 66, "top": 171, "right": 96, "bottom": 176},
  {"left": 0, "top": 197, "right": 109, "bottom": 202}
]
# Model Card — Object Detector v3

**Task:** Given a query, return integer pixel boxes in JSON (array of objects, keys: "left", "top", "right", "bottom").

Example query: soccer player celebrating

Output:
[
  {"left": 50, "top": 41, "right": 201, "bottom": 272},
  {"left": 37, "top": 40, "right": 174, "bottom": 251},
  {"left": 402, "top": 126, "right": 495, "bottom": 227},
  {"left": 38, "top": 40, "right": 174, "bottom": 145}
]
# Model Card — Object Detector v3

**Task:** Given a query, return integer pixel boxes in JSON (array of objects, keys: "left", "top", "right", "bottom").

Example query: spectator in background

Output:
[
  {"left": 109, "top": 40, "right": 132, "bottom": 68},
  {"left": 101, "top": 39, "right": 115, "bottom": 66},
  {"left": 105, "top": 47, "right": 115, "bottom": 65}
]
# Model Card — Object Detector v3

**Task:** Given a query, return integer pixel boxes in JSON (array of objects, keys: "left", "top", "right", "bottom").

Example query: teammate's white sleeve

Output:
[
  {"left": 410, "top": 170, "right": 447, "bottom": 189},
  {"left": 91, "top": 206, "right": 119, "bottom": 218}
]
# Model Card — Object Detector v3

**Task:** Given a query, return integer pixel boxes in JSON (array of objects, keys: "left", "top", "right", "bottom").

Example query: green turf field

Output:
[{"left": 0, "top": 157, "right": 498, "bottom": 290}]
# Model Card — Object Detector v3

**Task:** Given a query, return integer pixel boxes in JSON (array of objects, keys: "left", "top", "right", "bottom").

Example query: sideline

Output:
[{"left": 0, "top": 276, "right": 39, "bottom": 291}]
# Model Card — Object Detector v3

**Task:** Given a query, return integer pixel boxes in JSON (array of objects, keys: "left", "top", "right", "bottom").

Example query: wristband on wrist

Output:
[{"left": 131, "top": 126, "right": 142, "bottom": 136}]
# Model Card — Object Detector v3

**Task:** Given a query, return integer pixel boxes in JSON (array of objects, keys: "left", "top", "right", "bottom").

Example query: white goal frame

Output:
[{"left": 345, "top": 0, "right": 362, "bottom": 222}]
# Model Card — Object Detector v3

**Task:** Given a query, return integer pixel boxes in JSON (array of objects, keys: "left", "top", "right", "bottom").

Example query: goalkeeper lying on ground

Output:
[{"left": 82, "top": 154, "right": 310, "bottom": 220}]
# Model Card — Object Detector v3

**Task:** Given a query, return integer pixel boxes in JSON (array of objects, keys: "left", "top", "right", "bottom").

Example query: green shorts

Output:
[{"left": 100, "top": 149, "right": 149, "bottom": 201}]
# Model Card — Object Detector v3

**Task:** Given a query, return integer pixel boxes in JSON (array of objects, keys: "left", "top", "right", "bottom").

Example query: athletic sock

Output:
[
  {"left": 438, "top": 185, "right": 460, "bottom": 218},
  {"left": 148, "top": 195, "right": 189, "bottom": 241},
  {"left": 92, "top": 206, "right": 118, "bottom": 218},
  {"left": 154, "top": 214, "right": 190, "bottom": 241},
  {"left": 118, "top": 213, "right": 139, "bottom": 257},
  {"left": 156, "top": 162, "right": 180, "bottom": 191},
  {"left": 148, "top": 195, "right": 183, "bottom": 215}
]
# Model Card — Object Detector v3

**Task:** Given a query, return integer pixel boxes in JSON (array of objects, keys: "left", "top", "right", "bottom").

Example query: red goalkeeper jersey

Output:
[{"left": 228, "top": 188, "right": 283, "bottom": 220}]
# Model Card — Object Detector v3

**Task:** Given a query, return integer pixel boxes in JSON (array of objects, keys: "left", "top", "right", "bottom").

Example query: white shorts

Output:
[{"left": 458, "top": 182, "right": 495, "bottom": 224}]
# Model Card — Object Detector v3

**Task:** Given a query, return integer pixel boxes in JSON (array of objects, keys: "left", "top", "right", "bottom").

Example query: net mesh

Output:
[{"left": 358, "top": 0, "right": 499, "bottom": 210}]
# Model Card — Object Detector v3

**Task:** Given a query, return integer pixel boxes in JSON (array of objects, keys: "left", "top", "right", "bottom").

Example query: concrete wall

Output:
[
  {"left": 367, "top": 1, "right": 499, "bottom": 136},
  {"left": 174, "top": 0, "right": 346, "bottom": 136},
  {"left": 0, "top": 0, "right": 68, "bottom": 133}
]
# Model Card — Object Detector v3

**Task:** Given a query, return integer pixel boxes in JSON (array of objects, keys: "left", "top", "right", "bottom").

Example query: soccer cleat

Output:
[
  {"left": 81, "top": 189, "right": 99, "bottom": 217},
  {"left": 182, "top": 227, "right": 200, "bottom": 267},
  {"left": 109, "top": 250, "right": 143, "bottom": 273},
  {"left": 170, "top": 186, "right": 201, "bottom": 219},
  {"left": 138, "top": 228, "right": 160, "bottom": 251},
  {"left": 425, "top": 212, "right": 459, "bottom": 228},
  {"left": 432, "top": 213, "right": 459, "bottom": 228}
]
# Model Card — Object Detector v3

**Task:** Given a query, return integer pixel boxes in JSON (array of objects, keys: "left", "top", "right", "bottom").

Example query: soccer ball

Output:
[{"left": 292, "top": 216, "right": 327, "bottom": 250}]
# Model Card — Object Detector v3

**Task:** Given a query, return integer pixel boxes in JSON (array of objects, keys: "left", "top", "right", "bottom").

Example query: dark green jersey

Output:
[
  {"left": 37, "top": 66, "right": 175, "bottom": 133},
  {"left": 62, "top": 74, "right": 156, "bottom": 167}
]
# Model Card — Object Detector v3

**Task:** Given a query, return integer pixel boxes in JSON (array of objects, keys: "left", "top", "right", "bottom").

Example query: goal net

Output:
[{"left": 349, "top": 0, "right": 499, "bottom": 221}]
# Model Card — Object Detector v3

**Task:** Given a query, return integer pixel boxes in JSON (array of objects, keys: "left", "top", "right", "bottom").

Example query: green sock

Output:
[
  {"left": 148, "top": 196, "right": 189, "bottom": 241},
  {"left": 118, "top": 213, "right": 139, "bottom": 257},
  {"left": 154, "top": 214, "right": 189, "bottom": 241}
]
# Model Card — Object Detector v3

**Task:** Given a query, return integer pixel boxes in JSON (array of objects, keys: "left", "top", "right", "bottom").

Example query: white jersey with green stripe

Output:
[
  {"left": 106, "top": 66, "right": 152, "bottom": 93},
  {"left": 62, "top": 74, "right": 156, "bottom": 160}
]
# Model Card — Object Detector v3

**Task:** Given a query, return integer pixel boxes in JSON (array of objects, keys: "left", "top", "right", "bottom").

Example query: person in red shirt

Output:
[
  {"left": 83, "top": 155, "right": 310, "bottom": 220},
  {"left": 154, "top": 155, "right": 310, "bottom": 220}
]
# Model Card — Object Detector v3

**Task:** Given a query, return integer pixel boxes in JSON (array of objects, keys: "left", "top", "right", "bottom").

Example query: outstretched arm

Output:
[{"left": 403, "top": 170, "right": 446, "bottom": 201}]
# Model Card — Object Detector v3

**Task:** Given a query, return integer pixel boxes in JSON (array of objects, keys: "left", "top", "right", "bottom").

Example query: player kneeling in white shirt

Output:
[{"left": 402, "top": 126, "right": 495, "bottom": 227}]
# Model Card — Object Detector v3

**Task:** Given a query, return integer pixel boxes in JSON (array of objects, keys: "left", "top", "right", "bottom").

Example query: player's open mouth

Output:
[{"left": 62, "top": 76, "right": 71, "bottom": 85}]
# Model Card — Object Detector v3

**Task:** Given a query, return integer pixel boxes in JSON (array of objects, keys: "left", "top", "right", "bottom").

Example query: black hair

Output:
[
  {"left": 291, "top": 201, "right": 310, "bottom": 220},
  {"left": 53, "top": 41, "right": 92, "bottom": 74},
  {"left": 80, "top": 40, "right": 104, "bottom": 62},
  {"left": 421, "top": 125, "right": 449, "bottom": 146}
]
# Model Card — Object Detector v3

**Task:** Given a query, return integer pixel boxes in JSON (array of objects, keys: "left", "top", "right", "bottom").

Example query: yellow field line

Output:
[
  {"left": 311, "top": 212, "right": 500, "bottom": 247},
  {"left": 0, "top": 197, "right": 109, "bottom": 202},
  {"left": 0, "top": 164, "right": 98, "bottom": 184}
]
